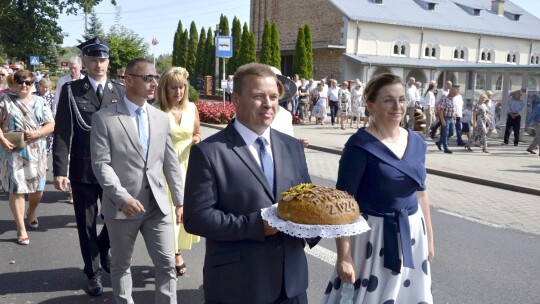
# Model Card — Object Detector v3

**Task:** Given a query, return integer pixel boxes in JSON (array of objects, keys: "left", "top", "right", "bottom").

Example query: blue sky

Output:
[
  {"left": 58, "top": 0, "right": 540, "bottom": 57},
  {"left": 58, "top": 0, "right": 251, "bottom": 57}
]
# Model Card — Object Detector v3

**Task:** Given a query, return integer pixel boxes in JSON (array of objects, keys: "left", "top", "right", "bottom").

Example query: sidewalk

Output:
[{"left": 202, "top": 119, "right": 540, "bottom": 196}]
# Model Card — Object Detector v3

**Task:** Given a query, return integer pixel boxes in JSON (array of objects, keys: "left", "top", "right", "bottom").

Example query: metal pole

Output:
[{"left": 214, "top": 24, "right": 220, "bottom": 95}]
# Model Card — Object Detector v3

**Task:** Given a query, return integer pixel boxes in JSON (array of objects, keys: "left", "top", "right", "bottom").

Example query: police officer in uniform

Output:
[{"left": 52, "top": 37, "right": 125, "bottom": 296}]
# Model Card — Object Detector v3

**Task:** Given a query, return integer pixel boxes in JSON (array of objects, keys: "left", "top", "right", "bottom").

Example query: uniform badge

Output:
[
  {"left": 83, "top": 83, "right": 90, "bottom": 91},
  {"left": 108, "top": 83, "right": 113, "bottom": 90},
  {"left": 112, "top": 99, "right": 117, "bottom": 103}
]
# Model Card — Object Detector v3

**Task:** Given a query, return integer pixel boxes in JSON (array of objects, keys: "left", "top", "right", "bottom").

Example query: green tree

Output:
[
  {"left": 303, "top": 23, "right": 314, "bottom": 78},
  {"left": 178, "top": 29, "right": 189, "bottom": 67},
  {"left": 227, "top": 16, "right": 242, "bottom": 75},
  {"left": 156, "top": 54, "right": 173, "bottom": 73},
  {"left": 0, "top": 0, "right": 116, "bottom": 67},
  {"left": 106, "top": 26, "right": 149, "bottom": 79},
  {"left": 172, "top": 20, "right": 183, "bottom": 66},
  {"left": 259, "top": 20, "right": 272, "bottom": 65},
  {"left": 204, "top": 28, "right": 215, "bottom": 76},
  {"left": 292, "top": 27, "right": 308, "bottom": 78},
  {"left": 239, "top": 23, "right": 256, "bottom": 66},
  {"left": 41, "top": 42, "right": 61, "bottom": 73},
  {"left": 270, "top": 21, "right": 281, "bottom": 69},
  {"left": 80, "top": 9, "right": 106, "bottom": 42},
  {"left": 186, "top": 21, "right": 198, "bottom": 74},
  {"left": 194, "top": 27, "right": 206, "bottom": 76}
]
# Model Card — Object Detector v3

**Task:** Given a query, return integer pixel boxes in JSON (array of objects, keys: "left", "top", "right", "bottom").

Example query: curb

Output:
[{"left": 201, "top": 123, "right": 540, "bottom": 196}]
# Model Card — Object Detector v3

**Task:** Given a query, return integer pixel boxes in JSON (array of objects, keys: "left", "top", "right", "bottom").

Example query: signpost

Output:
[
  {"left": 30, "top": 56, "right": 40, "bottom": 72},
  {"left": 215, "top": 36, "right": 233, "bottom": 108}
]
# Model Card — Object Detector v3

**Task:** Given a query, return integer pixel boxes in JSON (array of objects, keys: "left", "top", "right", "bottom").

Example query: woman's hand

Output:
[
  {"left": 23, "top": 130, "right": 40, "bottom": 142},
  {"left": 192, "top": 134, "right": 201, "bottom": 145},
  {"left": 336, "top": 254, "right": 355, "bottom": 283},
  {"left": 428, "top": 239, "right": 435, "bottom": 262},
  {"left": 1, "top": 137, "right": 14, "bottom": 151}
]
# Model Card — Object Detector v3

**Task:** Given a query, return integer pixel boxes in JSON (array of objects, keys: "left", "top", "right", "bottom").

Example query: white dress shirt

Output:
[{"left": 233, "top": 119, "right": 273, "bottom": 168}]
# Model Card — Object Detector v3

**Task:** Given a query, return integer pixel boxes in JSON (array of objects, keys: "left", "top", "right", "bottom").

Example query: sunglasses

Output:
[
  {"left": 0, "top": 74, "right": 6, "bottom": 77},
  {"left": 128, "top": 74, "right": 159, "bottom": 83},
  {"left": 12, "top": 68, "right": 20, "bottom": 71},
  {"left": 16, "top": 80, "right": 33, "bottom": 86}
]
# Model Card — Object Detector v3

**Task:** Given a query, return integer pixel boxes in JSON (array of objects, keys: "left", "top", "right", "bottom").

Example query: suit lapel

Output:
[
  {"left": 226, "top": 123, "right": 274, "bottom": 200},
  {"left": 116, "top": 100, "right": 146, "bottom": 161},
  {"left": 100, "top": 80, "right": 118, "bottom": 108},
  {"left": 146, "top": 105, "right": 160, "bottom": 161},
  {"left": 81, "top": 78, "right": 101, "bottom": 108},
  {"left": 270, "top": 130, "right": 288, "bottom": 201}
]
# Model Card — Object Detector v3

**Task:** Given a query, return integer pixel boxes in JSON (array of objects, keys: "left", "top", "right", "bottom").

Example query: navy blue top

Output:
[{"left": 336, "top": 128, "right": 427, "bottom": 273}]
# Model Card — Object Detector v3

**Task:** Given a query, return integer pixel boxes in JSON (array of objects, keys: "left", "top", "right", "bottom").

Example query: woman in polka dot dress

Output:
[{"left": 322, "top": 73, "right": 434, "bottom": 304}]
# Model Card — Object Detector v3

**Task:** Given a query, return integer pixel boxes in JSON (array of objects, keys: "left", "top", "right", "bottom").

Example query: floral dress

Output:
[
  {"left": 42, "top": 93, "right": 54, "bottom": 155},
  {"left": 468, "top": 103, "right": 490, "bottom": 146},
  {"left": 351, "top": 88, "right": 363, "bottom": 118},
  {"left": 338, "top": 89, "right": 351, "bottom": 117},
  {"left": 0, "top": 93, "right": 54, "bottom": 193}
]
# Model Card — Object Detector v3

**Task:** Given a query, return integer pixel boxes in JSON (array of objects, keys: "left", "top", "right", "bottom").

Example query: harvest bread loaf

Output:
[{"left": 277, "top": 183, "right": 360, "bottom": 225}]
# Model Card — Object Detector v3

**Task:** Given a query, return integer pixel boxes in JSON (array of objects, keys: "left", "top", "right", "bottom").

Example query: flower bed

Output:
[{"left": 196, "top": 101, "right": 236, "bottom": 124}]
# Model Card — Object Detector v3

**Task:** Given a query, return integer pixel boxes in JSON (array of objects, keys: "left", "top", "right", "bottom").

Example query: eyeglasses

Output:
[
  {"left": 118, "top": 75, "right": 125, "bottom": 79},
  {"left": 128, "top": 74, "right": 159, "bottom": 83},
  {"left": 0, "top": 74, "right": 5, "bottom": 77},
  {"left": 12, "top": 68, "right": 20, "bottom": 71},
  {"left": 16, "top": 80, "right": 33, "bottom": 86},
  {"left": 379, "top": 98, "right": 407, "bottom": 108}
]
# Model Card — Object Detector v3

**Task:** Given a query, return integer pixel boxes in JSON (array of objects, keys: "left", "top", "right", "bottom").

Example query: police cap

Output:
[{"left": 78, "top": 36, "right": 109, "bottom": 58}]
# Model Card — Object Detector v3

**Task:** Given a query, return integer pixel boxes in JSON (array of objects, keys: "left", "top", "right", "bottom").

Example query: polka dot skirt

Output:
[{"left": 321, "top": 210, "right": 433, "bottom": 304}]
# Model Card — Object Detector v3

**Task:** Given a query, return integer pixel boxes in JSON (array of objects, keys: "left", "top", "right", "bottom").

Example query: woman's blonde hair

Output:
[{"left": 155, "top": 67, "right": 190, "bottom": 111}]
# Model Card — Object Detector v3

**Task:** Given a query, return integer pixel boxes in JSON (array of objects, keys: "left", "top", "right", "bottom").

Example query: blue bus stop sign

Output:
[{"left": 215, "top": 36, "right": 233, "bottom": 58}]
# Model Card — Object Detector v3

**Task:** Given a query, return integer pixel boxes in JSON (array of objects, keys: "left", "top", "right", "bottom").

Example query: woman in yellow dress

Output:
[{"left": 155, "top": 67, "right": 201, "bottom": 276}]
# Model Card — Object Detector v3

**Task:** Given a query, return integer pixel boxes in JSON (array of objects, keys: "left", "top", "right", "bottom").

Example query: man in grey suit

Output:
[
  {"left": 184, "top": 63, "right": 311, "bottom": 304},
  {"left": 90, "top": 58, "right": 183, "bottom": 304}
]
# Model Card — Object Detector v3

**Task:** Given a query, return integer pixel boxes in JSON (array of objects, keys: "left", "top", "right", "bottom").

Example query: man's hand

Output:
[
  {"left": 175, "top": 206, "right": 183, "bottom": 225},
  {"left": 263, "top": 220, "right": 278, "bottom": 236},
  {"left": 54, "top": 176, "right": 69, "bottom": 191},
  {"left": 299, "top": 137, "right": 309, "bottom": 148},
  {"left": 121, "top": 198, "right": 146, "bottom": 217}
]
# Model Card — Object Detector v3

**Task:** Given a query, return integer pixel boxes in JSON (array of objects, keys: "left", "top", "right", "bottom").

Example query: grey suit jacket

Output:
[
  {"left": 184, "top": 121, "right": 311, "bottom": 303},
  {"left": 90, "top": 99, "right": 183, "bottom": 219}
]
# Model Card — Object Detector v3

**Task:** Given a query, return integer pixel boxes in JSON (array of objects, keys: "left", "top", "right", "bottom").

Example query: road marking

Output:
[
  {"left": 305, "top": 246, "right": 337, "bottom": 265},
  {"left": 438, "top": 209, "right": 503, "bottom": 229}
]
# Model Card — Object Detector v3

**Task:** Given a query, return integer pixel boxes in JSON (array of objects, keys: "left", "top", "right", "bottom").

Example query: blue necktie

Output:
[
  {"left": 135, "top": 107, "right": 148, "bottom": 157},
  {"left": 256, "top": 137, "right": 274, "bottom": 193}
]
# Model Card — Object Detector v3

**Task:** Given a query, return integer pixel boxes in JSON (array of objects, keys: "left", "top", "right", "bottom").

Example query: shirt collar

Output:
[
  {"left": 233, "top": 119, "right": 271, "bottom": 147},
  {"left": 87, "top": 76, "right": 107, "bottom": 93},
  {"left": 123, "top": 95, "right": 147, "bottom": 117}
]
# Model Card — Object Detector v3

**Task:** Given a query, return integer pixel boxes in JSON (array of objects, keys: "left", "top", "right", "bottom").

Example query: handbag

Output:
[{"left": 3, "top": 131, "right": 26, "bottom": 152}]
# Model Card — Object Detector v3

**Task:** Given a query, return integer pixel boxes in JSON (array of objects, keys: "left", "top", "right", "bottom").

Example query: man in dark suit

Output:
[
  {"left": 52, "top": 37, "right": 125, "bottom": 296},
  {"left": 184, "top": 63, "right": 311, "bottom": 304}
]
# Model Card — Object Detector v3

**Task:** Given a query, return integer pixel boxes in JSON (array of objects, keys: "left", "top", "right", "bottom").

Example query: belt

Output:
[{"left": 363, "top": 208, "right": 416, "bottom": 273}]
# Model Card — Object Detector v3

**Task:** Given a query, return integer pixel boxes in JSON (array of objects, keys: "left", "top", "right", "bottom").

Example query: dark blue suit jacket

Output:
[{"left": 184, "top": 121, "right": 311, "bottom": 303}]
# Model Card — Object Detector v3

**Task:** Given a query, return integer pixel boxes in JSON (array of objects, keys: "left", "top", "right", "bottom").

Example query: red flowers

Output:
[{"left": 196, "top": 101, "right": 236, "bottom": 124}]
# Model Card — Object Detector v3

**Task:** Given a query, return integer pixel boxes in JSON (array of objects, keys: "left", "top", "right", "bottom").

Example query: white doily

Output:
[{"left": 261, "top": 205, "right": 371, "bottom": 239}]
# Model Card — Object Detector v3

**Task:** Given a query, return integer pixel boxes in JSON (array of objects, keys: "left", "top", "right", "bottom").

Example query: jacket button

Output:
[
  {"left": 145, "top": 185, "right": 149, "bottom": 189},
  {"left": 276, "top": 245, "right": 282, "bottom": 249}
]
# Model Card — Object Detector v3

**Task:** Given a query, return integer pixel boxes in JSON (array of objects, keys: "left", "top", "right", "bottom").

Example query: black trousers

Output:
[
  {"left": 329, "top": 100, "right": 339, "bottom": 124},
  {"left": 71, "top": 181, "right": 110, "bottom": 278},
  {"left": 504, "top": 114, "right": 521, "bottom": 145}
]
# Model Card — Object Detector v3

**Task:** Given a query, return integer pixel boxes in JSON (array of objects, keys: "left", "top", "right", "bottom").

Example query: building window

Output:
[
  {"left": 401, "top": 45, "right": 406, "bottom": 55},
  {"left": 454, "top": 50, "right": 459, "bottom": 58},
  {"left": 496, "top": 75, "right": 503, "bottom": 90},
  {"left": 475, "top": 74, "right": 485, "bottom": 90},
  {"left": 506, "top": 51, "right": 519, "bottom": 63},
  {"left": 432, "top": 48, "right": 436, "bottom": 57},
  {"left": 487, "top": 52, "right": 492, "bottom": 61},
  {"left": 394, "top": 45, "right": 399, "bottom": 55},
  {"left": 460, "top": 50, "right": 465, "bottom": 59},
  {"left": 481, "top": 52, "right": 486, "bottom": 60},
  {"left": 392, "top": 42, "right": 409, "bottom": 56},
  {"left": 425, "top": 47, "right": 430, "bottom": 57}
]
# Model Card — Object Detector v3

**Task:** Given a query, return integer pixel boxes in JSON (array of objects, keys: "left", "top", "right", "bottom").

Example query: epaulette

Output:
[{"left": 111, "top": 79, "right": 125, "bottom": 86}]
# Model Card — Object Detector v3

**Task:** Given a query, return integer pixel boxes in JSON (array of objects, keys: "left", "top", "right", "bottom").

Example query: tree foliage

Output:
[
  {"left": 0, "top": 0, "right": 116, "bottom": 67},
  {"left": 177, "top": 29, "right": 189, "bottom": 68},
  {"left": 194, "top": 27, "right": 206, "bottom": 76},
  {"left": 186, "top": 21, "right": 198, "bottom": 74},
  {"left": 204, "top": 28, "right": 215, "bottom": 76},
  {"left": 80, "top": 9, "right": 106, "bottom": 42},
  {"left": 156, "top": 54, "right": 173, "bottom": 73},
  {"left": 106, "top": 26, "right": 149, "bottom": 78},
  {"left": 292, "top": 27, "right": 308, "bottom": 78},
  {"left": 238, "top": 23, "right": 256, "bottom": 66},
  {"left": 259, "top": 20, "right": 272, "bottom": 66},
  {"left": 271, "top": 22, "right": 281, "bottom": 69},
  {"left": 218, "top": 14, "right": 230, "bottom": 78},
  {"left": 303, "top": 23, "right": 314, "bottom": 78},
  {"left": 172, "top": 20, "right": 183, "bottom": 66},
  {"left": 227, "top": 17, "right": 242, "bottom": 76}
]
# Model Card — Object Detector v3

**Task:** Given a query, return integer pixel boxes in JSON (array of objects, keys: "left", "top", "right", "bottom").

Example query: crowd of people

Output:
[{"left": 1, "top": 33, "right": 539, "bottom": 304}]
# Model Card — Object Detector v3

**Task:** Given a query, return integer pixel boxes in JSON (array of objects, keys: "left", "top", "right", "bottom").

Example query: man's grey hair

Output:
[{"left": 68, "top": 56, "right": 82, "bottom": 66}]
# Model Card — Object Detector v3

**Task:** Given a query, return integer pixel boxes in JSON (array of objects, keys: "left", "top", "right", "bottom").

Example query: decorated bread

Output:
[{"left": 277, "top": 184, "right": 360, "bottom": 225}]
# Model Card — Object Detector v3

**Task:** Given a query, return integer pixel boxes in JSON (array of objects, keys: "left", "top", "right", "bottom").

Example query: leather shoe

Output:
[
  {"left": 444, "top": 149, "right": 453, "bottom": 154},
  {"left": 527, "top": 149, "right": 535, "bottom": 154},
  {"left": 435, "top": 142, "right": 442, "bottom": 151},
  {"left": 100, "top": 250, "right": 111, "bottom": 274},
  {"left": 87, "top": 273, "right": 103, "bottom": 296}
]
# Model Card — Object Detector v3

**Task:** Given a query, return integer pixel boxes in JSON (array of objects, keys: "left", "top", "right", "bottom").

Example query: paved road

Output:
[{"left": 1, "top": 124, "right": 539, "bottom": 303}]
